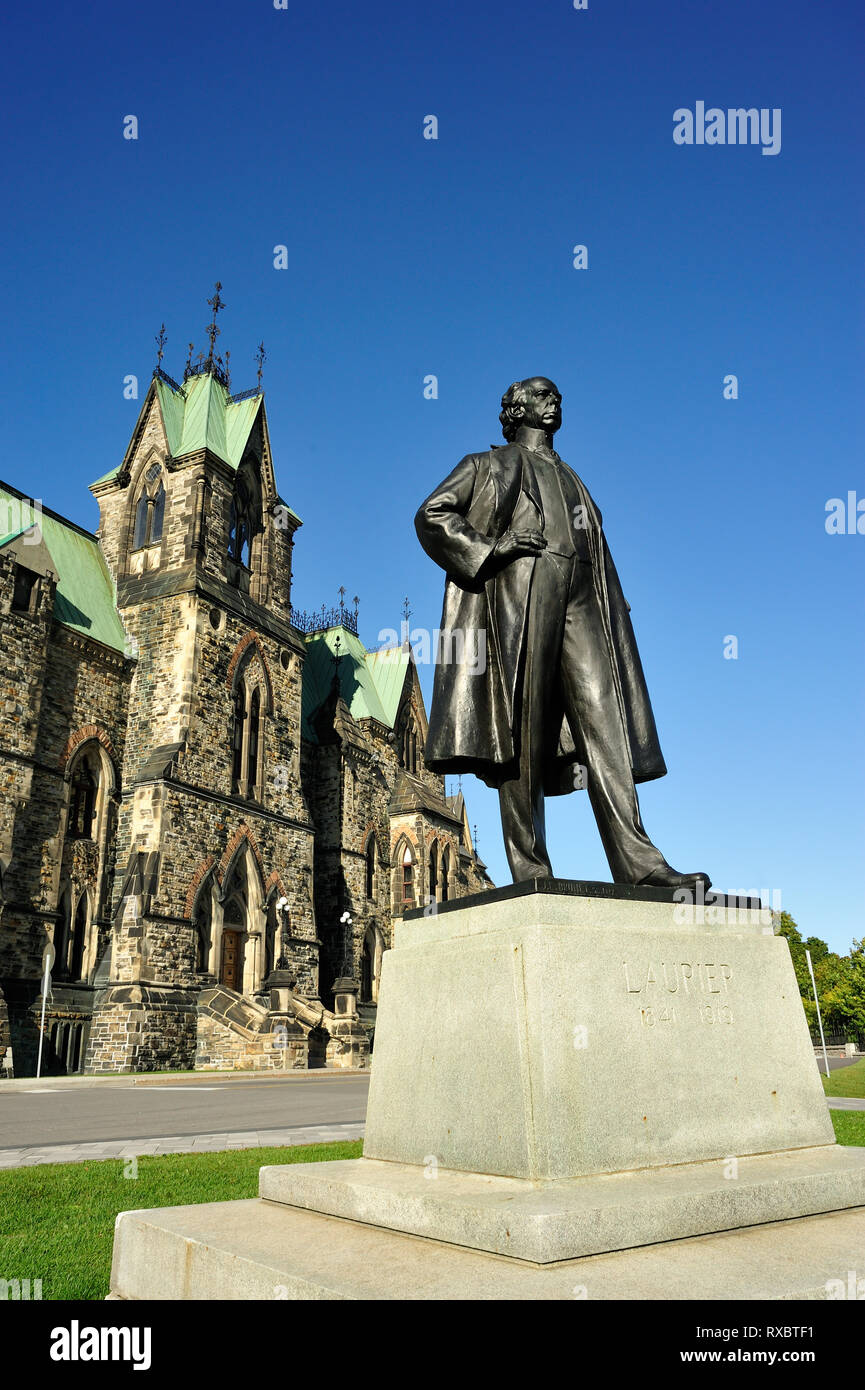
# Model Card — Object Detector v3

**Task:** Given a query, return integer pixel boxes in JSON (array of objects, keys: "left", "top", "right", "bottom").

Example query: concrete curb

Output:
[
  {"left": 0, "top": 1122, "right": 365, "bottom": 1168},
  {"left": 0, "top": 1069, "right": 371, "bottom": 1093}
]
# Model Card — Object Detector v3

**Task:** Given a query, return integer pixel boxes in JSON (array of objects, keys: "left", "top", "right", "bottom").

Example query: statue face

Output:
[{"left": 519, "top": 378, "right": 562, "bottom": 435}]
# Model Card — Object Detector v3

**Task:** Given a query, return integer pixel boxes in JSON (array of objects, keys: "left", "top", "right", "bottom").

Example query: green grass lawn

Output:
[
  {"left": 2, "top": 1115, "right": 862, "bottom": 1301},
  {"left": 822, "top": 1056, "right": 865, "bottom": 1098},
  {"left": 0, "top": 1140, "right": 362, "bottom": 1301},
  {"left": 830, "top": 1110, "right": 865, "bottom": 1146}
]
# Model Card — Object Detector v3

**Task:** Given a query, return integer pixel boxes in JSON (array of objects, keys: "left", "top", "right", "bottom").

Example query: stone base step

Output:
[
  {"left": 110, "top": 1197, "right": 865, "bottom": 1300},
  {"left": 258, "top": 1145, "right": 865, "bottom": 1263}
]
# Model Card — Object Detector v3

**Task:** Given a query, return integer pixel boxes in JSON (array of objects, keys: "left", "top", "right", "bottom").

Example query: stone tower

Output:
[{"left": 85, "top": 340, "right": 314, "bottom": 1071}]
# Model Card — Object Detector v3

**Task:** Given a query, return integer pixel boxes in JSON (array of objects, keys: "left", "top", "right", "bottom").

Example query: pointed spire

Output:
[{"left": 204, "top": 281, "right": 225, "bottom": 367}]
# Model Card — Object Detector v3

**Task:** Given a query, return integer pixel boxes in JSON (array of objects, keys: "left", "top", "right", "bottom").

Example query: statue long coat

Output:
[{"left": 414, "top": 442, "right": 667, "bottom": 796}]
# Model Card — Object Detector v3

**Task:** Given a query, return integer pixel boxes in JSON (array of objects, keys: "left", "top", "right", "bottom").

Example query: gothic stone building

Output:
[{"left": 0, "top": 354, "right": 491, "bottom": 1077}]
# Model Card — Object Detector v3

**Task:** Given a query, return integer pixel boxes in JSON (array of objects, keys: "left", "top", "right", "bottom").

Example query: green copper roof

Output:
[
  {"left": 157, "top": 374, "right": 263, "bottom": 469},
  {"left": 91, "top": 373, "right": 265, "bottom": 487},
  {"left": 0, "top": 484, "right": 128, "bottom": 654},
  {"left": 301, "top": 626, "right": 410, "bottom": 742}
]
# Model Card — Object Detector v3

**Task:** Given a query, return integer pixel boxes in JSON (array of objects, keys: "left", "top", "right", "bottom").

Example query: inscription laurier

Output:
[{"left": 622, "top": 961, "right": 732, "bottom": 995}]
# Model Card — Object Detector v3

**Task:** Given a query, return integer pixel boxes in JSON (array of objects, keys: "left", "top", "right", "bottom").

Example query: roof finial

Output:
[
  {"left": 401, "top": 596, "right": 412, "bottom": 648},
  {"left": 205, "top": 281, "right": 225, "bottom": 367},
  {"left": 185, "top": 342, "right": 195, "bottom": 377},
  {"left": 224, "top": 348, "right": 231, "bottom": 390},
  {"left": 255, "top": 341, "right": 266, "bottom": 392},
  {"left": 155, "top": 323, "right": 167, "bottom": 370}
]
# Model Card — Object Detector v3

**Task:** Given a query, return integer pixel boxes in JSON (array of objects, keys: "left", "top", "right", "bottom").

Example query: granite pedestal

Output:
[{"left": 110, "top": 883, "right": 865, "bottom": 1299}]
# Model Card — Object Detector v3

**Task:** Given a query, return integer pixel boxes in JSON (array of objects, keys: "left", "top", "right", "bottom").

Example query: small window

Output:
[
  {"left": 231, "top": 688, "right": 245, "bottom": 794},
  {"left": 150, "top": 483, "right": 165, "bottom": 543},
  {"left": 11, "top": 565, "right": 39, "bottom": 615},
  {"left": 365, "top": 836, "right": 377, "bottom": 899},
  {"left": 132, "top": 492, "right": 150, "bottom": 550},
  {"left": 401, "top": 846, "right": 415, "bottom": 908},
  {"left": 247, "top": 687, "right": 261, "bottom": 800},
  {"left": 441, "top": 847, "right": 451, "bottom": 903}
]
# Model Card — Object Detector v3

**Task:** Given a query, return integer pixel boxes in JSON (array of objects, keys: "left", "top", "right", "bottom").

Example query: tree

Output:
[{"left": 774, "top": 913, "right": 865, "bottom": 1041}]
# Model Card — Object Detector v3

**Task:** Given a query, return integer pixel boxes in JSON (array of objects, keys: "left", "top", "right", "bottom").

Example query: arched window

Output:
[
  {"left": 441, "top": 846, "right": 451, "bottom": 903},
  {"left": 365, "top": 836, "right": 377, "bottom": 900},
  {"left": 401, "top": 716, "right": 419, "bottom": 773},
  {"left": 150, "top": 482, "right": 165, "bottom": 543},
  {"left": 231, "top": 688, "right": 245, "bottom": 793},
  {"left": 55, "top": 887, "right": 72, "bottom": 980},
  {"left": 228, "top": 464, "right": 262, "bottom": 571},
  {"left": 68, "top": 893, "right": 88, "bottom": 981},
  {"left": 401, "top": 844, "right": 415, "bottom": 910},
  {"left": 193, "top": 883, "right": 213, "bottom": 974},
  {"left": 228, "top": 485, "right": 252, "bottom": 568},
  {"left": 132, "top": 492, "right": 149, "bottom": 549},
  {"left": 230, "top": 666, "right": 267, "bottom": 803},
  {"left": 429, "top": 842, "right": 439, "bottom": 902},
  {"left": 132, "top": 464, "right": 165, "bottom": 550},
  {"left": 361, "top": 931, "right": 375, "bottom": 1004},
  {"left": 247, "top": 688, "right": 261, "bottom": 798},
  {"left": 67, "top": 754, "right": 98, "bottom": 840}
]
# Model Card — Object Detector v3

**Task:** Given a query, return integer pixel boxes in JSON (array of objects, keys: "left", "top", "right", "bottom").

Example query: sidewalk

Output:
[
  {"left": 0, "top": 1120, "right": 365, "bottom": 1168},
  {"left": 0, "top": 1069, "right": 369, "bottom": 1094}
]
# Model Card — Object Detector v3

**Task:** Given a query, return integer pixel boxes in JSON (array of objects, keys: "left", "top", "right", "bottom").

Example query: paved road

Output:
[
  {"left": 0, "top": 1074, "right": 370, "bottom": 1150},
  {"left": 823, "top": 1055, "right": 862, "bottom": 1072}
]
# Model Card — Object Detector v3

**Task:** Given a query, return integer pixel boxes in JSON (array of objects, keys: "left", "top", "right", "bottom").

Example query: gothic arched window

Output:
[
  {"left": 401, "top": 844, "right": 415, "bottom": 910},
  {"left": 231, "top": 669, "right": 266, "bottom": 802},
  {"left": 228, "top": 482, "right": 253, "bottom": 569},
  {"left": 361, "top": 929, "right": 375, "bottom": 1004},
  {"left": 132, "top": 464, "right": 165, "bottom": 550},
  {"left": 68, "top": 893, "right": 88, "bottom": 981},
  {"left": 231, "top": 688, "right": 245, "bottom": 793},
  {"left": 401, "top": 715, "right": 419, "bottom": 774},
  {"left": 132, "top": 492, "right": 149, "bottom": 550},
  {"left": 247, "top": 688, "right": 261, "bottom": 798},
  {"left": 150, "top": 482, "right": 165, "bottom": 543},
  {"left": 441, "top": 845, "right": 451, "bottom": 903},
  {"left": 429, "top": 841, "right": 439, "bottom": 902},
  {"left": 55, "top": 887, "right": 72, "bottom": 980}
]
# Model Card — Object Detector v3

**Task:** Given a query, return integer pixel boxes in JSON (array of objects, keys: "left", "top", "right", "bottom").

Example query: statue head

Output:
[{"left": 499, "top": 377, "right": 562, "bottom": 442}]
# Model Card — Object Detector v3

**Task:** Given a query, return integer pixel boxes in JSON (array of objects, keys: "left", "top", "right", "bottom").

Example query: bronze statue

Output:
[{"left": 415, "top": 377, "right": 711, "bottom": 891}]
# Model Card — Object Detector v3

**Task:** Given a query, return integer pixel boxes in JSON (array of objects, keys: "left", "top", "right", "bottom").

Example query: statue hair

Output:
[{"left": 499, "top": 381, "right": 530, "bottom": 442}]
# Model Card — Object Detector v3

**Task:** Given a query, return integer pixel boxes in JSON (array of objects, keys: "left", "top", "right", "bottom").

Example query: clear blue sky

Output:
[{"left": 1, "top": 1, "right": 862, "bottom": 950}]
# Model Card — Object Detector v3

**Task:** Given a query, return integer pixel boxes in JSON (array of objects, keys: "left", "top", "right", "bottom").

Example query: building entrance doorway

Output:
[{"left": 220, "top": 929, "right": 243, "bottom": 991}]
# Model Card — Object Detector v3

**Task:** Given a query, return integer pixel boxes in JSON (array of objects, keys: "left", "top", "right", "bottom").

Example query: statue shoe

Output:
[{"left": 637, "top": 866, "right": 712, "bottom": 892}]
